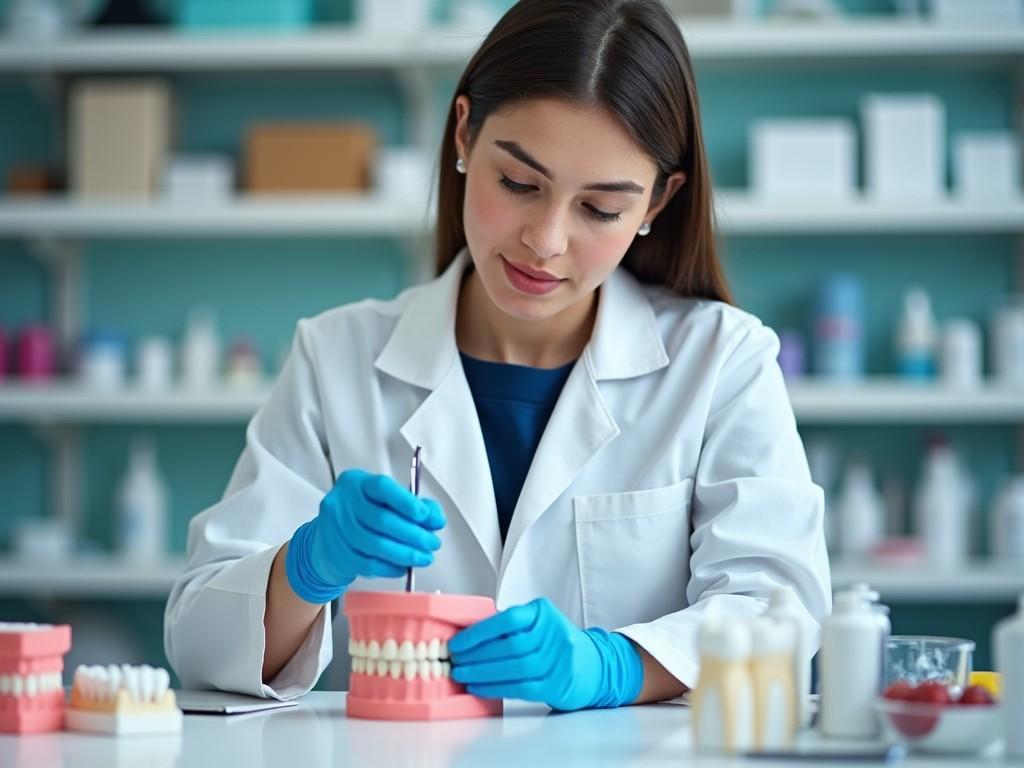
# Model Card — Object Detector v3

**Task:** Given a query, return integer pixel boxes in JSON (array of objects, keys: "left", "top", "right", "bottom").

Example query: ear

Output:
[
  {"left": 645, "top": 171, "right": 687, "bottom": 222},
  {"left": 454, "top": 94, "right": 472, "bottom": 166}
]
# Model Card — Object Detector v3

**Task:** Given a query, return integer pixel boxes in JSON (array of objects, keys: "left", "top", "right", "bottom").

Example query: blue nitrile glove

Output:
[
  {"left": 285, "top": 469, "right": 446, "bottom": 604},
  {"left": 448, "top": 597, "right": 644, "bottom": 711}
]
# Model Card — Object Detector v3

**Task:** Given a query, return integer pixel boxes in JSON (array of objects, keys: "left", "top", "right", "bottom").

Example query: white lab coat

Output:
[{"left": 164, "top": 248, "right": 831, "bottom": 699}]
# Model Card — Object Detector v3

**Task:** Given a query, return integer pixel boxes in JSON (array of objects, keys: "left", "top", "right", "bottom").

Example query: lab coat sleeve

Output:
[
  {"left": 164, "top": 319, "right": 336, "bottom": 700},
  {"left": 614, "top": 320, "right": 832, "bottom": 691}
]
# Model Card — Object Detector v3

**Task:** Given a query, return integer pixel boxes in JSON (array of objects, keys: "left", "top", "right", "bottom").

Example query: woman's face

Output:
[{"left": 453, "top": 95, "right": 685, "bottom": 324}]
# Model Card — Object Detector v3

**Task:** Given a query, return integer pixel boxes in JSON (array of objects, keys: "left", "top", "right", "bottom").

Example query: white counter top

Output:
[{"left": 0, "top": 692, "right": 1004, "bottom": 767}]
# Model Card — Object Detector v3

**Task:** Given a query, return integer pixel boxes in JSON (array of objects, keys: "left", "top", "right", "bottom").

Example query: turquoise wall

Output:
[{"left": 0, "top": 0, "right": 1018, "bottom": 682}]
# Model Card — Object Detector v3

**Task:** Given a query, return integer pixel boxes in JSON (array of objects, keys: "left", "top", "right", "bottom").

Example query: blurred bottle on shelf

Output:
[
  {"left": 940, "top": 318, "right": 982, "bottom": 389},
  {"left": 914, "top": 436, "right": 972, "bottom": 568},
  {"left": 136, "top": 336, "right": 174, "bottom": 391},
  {"left": 991, "top": 476, "right": 1024, "bottom": 564},
  {"left": 895, "top": 286, "right": 937, "bottom": 379},
  {"left": 181, "top": 307, "right": 221, "bottom": 390},
  {"left": 115, "top": 436, "right": 169, "bottom": 563},
  {"left": 835, "top": 458, "right": 884, "bottom": 559},
  {"left": 225, "top": 339, "right": 264, "bottom": 389},
  {"left": 813, "top": 273, "right": 864, "bottom": 380},
  {"left": 777, "top": 329, "right": 806, "bottom": 380},
  {"left": 992, "top": 296, "right": 1024, "bottom": 387},
  {"left": 77, "top": 330, "right": 128, "bottom": 390},
  {"left": 17, "top": 325, "right": 56, "bottom": 381}
]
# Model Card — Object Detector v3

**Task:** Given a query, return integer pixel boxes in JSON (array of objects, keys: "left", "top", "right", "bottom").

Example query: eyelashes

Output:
[{"left": 497, "top": 175, "right": 622, "bottom": 223}]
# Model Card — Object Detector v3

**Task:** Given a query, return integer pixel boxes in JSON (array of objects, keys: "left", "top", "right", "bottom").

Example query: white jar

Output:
[
  {"left": 940, "top": 318, "right": 982, "bottom": 389},
  {"left": 991, "top": 476, "right": 1024, "bottom": 562},
  {"left": 992, "top": 299, "right": 1024, "bottom": 386},
  {"left": 995, "top": 593, "right": 1024, "bottom": 758},
  {"left": 818, "top": 590, "right": 884, "bottom": 739},
  {"left": 136, "top": 336, "right": 174, "bottom": 391}
]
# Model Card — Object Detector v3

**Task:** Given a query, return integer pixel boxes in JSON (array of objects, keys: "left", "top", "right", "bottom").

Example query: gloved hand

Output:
[
  {"left": 448, "top": 597, "right": 644, "bottom": 711},
  {"left": 285, "top": 468, "right": 445, "bottom": 604}
]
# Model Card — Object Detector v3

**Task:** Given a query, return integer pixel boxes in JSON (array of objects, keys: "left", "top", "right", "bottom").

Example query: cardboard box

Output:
[
  {"left": 862, "top": 93, "right": 945, "bottom": 200},
  {"left": 244, "top": 123, "right": 377, "bottom": 194},
  {"left": 750, "top": 118, "right": 857, "bottom": 200},
  {"left": 69, "top": 79, "right": 173, "bottom": 200}
]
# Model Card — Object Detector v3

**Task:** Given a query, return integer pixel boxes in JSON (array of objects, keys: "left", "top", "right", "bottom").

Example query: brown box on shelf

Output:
[
  {"left": 7, "top": 167, "right": 62, "bottom": 196},
  {"left": 68, "top": 79, "right": 173, "bottom": 200},
  {"left": 243, "top": 122, "right": 376, "bottom": 193}
]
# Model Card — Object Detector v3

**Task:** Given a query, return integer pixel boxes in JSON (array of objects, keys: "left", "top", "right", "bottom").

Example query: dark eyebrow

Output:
[{"left": 493, "top": 139, "right": 645, "bottom": 195}]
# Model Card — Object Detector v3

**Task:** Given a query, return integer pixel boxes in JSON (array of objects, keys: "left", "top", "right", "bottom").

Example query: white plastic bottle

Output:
[
  {"left": 895, "top": 287, "right": 937, "bottom": 378},
  {"left": 765, "top": 586, "right": 813, "bottom": 729},
  {"left": 693, "top": 617, "right": 754, "bottom": 755},
  {"left": 818, "top": 590, "right": 884, "bottom": 739},
  {"left": 750, "top": 616, "right": 797, "bottom": 750},
  {"left": 116, "top": 437, "right": 169, "bottom": 563},
  {"left": 914, "top": 439, "right": 969, "bottom": 568},
  {"left": 991, "top": 476, "right": 1024, "bottom": 562},
  {"left": 995, "top": 593, "right": 1024, "bottom": 758},
  {"left": 835, "top": 460, "right": 885, "bottom": 558},
  {"left": 181, "top": 307, "right": 221, "bottom": 390}
]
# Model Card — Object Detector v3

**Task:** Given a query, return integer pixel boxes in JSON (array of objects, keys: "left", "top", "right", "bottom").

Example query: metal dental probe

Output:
[{"left": 405, "top": 446, "right": 422, "bottom": 593}]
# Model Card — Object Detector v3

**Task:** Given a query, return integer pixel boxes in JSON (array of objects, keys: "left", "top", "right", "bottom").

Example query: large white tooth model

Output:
[{"left": 65, "top": 663, "right": 183, "bottom": 735}]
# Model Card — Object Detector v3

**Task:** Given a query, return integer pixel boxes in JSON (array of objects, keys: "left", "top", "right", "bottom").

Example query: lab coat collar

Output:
[
  {"left": 374, "top": 248, "right": 670, "bottom": 386},
  {"left": 375, "top": 248, "right": 670, "bottom": 579}
]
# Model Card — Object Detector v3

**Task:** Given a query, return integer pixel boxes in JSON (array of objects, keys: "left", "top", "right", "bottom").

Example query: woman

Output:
[{"left": 165, "top": 0, "right": 830, "bottom": 710}]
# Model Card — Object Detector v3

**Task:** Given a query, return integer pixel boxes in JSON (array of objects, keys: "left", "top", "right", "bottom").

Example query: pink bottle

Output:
[
  {"left": 0, "top": 327, "right": 7, "bottom": 380},
  {"left": 17, "top": 325, "right": 55, "bottom": 380}
]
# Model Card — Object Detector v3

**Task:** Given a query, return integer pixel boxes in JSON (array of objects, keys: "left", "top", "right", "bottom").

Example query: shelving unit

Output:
[
  {"left": 1, "top": 192, "right": 1021, "bottom": 239},
  {"left": 2, "top": 379, "right": 1023, "bottom": 425},
  {"left": 1, "top": 16, "right": 1022, "bottom": 600}
]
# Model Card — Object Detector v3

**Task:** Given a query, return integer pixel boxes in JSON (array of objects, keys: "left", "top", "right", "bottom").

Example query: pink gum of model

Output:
[
  {"left": 343, "top": 591, "right": 503, "bottom": 721},
  {"left": 0, "top": 624, "right": 72, "bottom": 734}
]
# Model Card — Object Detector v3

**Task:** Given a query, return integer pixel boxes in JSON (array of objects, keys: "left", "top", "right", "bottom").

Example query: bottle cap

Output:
[{"left": 699, "top": 617, "right": 751, "bottom": 661}]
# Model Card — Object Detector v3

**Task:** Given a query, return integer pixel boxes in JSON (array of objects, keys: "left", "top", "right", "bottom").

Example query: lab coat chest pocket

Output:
[{"left": 573, "top": 478, "right": 694, "bottom": 630}]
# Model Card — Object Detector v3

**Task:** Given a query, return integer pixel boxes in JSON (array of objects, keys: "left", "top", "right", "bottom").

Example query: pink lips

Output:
[{"left": 501, "top": 256, "right": 564, "bottom": 296}]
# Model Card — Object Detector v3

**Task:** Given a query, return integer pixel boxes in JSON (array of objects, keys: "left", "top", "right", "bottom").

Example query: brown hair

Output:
[{"left": 433, "top": 0, "right": 732, "bottom": 304}]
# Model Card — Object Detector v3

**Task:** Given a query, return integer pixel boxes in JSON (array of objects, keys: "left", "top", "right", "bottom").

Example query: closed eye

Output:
[{"left": 498, "top": 175, "right": 622, "bottom": 223}]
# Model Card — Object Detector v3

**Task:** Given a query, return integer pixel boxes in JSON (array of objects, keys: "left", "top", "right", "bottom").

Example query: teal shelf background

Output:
[{"left": 0, "top": 0, "right": 1020, "bottom": 686}]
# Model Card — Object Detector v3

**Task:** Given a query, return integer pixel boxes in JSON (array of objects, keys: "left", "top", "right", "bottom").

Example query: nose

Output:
[{"left": 520, "top": 201, "right": 569, "bottom": 260}]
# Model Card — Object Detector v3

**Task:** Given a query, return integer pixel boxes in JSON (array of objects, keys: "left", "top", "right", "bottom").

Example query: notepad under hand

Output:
[{"left": 175, "top": 690, "right": 299, "bottom": 715}]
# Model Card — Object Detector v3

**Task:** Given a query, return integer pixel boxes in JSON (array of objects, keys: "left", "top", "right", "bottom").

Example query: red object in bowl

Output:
[
  {"left": 887, "top": 682, "right": 951, "bottom": 737},
  {"left": 957, "top": 686, "right": 995, "bottom": 706}
]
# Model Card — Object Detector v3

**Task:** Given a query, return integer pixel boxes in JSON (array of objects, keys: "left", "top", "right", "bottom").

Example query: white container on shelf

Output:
[
  {"left": 992, "top": 298, "right": 1024, "bottom": 386},
  {"left": 354, "top": 0, "right": 431, "bottom": 33},
  {"left": 994, "top": 593, "right": 1024, "bottom": 758},
  {"left": 180, "top": 307, "right": 221, "bottom": 390},
  {"left": 862, "top": 94, "right": 945, "bottom": 200},
  {"left": 136, "top": 336, "right": 174, "bottom": 391},
  {"left": 931, "top": 0, "right": 1024, "bottom": 24},
  {"left": 162, "top": 154, "right": 235, "bottom": 205},
  {"left": 953, "top": 133, "right": 1020, "bottom": 200},
  {"left": 895, "top": 286, "right": 938, "bottom": 379},
  {"left": 991, "top": 476, "right": 1024, "bottom": 562},
  {"left": 940, "top": 319, "right": 982, "bottom": 389},
  {"left": 914, "top": 440, "right": 971, "bottom": 568},
  {"left": 115, "top": 437, "right": 169, "bottom": 564},
  {"left": 373, "top": 147, "right": 433, "bottom": 203},
  {"left": 818, "top": 589, "right": 885, "bottom": 739},
  {"left": 749, "top": 118, "right": 856, "bottom": 200},
  {"left": 835, "top": 460, "right": 885, "bottom": 558}
]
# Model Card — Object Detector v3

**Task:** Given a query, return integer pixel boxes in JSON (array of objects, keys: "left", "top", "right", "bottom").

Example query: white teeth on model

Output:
[
  {"left": 0, "top": 673, "right": 62, "bottom": 697},
  {"left": 382, "top": 639, "right": 398, "bottom": 661},
  {"left": 415, "top": 641, "right": 428, "bottom": 661},
  {"left": 398, "top": 641, "right": 415, "bottom": 662},
  {"left": 367, "top": 641, "right": 381, "bottom": 660},
  {"left": 402, "top": 661, "right": 418, "bottom": 681},
  {"left": 388, "top": 661, "right": 402, "bottom": 680},
  {"left": 375, "top": 660, "right": 388, "bottom": 677},
  {"left": 431, "top": 660, "right": 443, "bottom": 679},
  {"left": 428, "top": 638, "right": 440, "bottom": 661},
  {"left": 417, "top": 660, "right": 431, "bottom": 679},
  {"left": 71, "top": 664, "right": 170, "bottom": 703}
]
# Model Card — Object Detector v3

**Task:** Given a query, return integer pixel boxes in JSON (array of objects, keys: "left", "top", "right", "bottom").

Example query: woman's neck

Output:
[{"left": 455, "top": 268, "right": 597, "bottom": 369}]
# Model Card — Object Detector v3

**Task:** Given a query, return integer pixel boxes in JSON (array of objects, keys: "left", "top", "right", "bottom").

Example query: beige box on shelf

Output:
[
  {"left": 69, "top": 79, "right": 173, "bottom": 200},
  {"left": 244, "top": 123, "right": 377, "bottom": 194}
]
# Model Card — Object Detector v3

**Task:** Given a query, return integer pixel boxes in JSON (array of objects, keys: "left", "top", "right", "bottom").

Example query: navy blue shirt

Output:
[{"left": 460, "top": 353, "right": 575, "bottom": 544}]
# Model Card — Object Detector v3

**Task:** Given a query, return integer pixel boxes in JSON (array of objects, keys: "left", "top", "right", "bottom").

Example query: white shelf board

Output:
[
  {"left": 831, "top": 561, "right": 1024, "bottom": 602},
  {"left": 1, "top": 380, "right": 1023, "bottom": 425},
  {"left": 716, "top": 192, "right": 1024, "bottom": 234},
  {"left": 0, "top": 383, "right": 269, "bottom": 423},
  {"left": 787, "top": 380, "right": 1024, "bottom": 423},
  {"left": 0, "top": 20, "right": 1020, "bottom": 74},
  {"left": 0, "top": 193, "right": 1021, "bottom": 239},
  {"left": 0, "top": 195, "right": 432, "bottom": 239},
  {"left": 0, "top": 556, "right": 187, "bottom": 597}
]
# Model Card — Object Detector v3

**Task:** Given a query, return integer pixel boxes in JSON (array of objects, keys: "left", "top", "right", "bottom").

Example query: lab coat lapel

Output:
[
  {"left": 499, "top": 266, "right": 670, "bottom": 580},
  {"left": 375, "top": 250, "right": 502, "bottom": 576}
]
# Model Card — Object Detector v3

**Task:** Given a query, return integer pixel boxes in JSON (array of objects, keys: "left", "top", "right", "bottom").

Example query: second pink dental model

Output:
[{"left": 344, "top": 590, "right": 503, "bottom": 721}]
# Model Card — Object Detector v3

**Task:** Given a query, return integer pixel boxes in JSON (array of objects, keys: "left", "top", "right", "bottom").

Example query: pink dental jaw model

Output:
[
  {"left": 344, "top": 591, "right": 503, "bottom": 721},
  {"left": 0, "top": 623, "right": 72, "bottom": 734}
]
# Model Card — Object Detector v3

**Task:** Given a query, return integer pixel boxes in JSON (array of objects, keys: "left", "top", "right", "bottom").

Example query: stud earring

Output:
[
  {"left": 638, "top": 221, "right": 651, "bottom": 236},
  {"left": 456, "top": 158, "right": 467, "bottom": 174}
]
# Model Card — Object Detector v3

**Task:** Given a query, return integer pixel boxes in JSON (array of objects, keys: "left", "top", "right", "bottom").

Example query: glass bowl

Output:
[
  {"left": 884, "top": 635, "right": 974, "bottom": 689},
  {"left": 875, "top": 697, "right": 1001, "bottom": 754}
]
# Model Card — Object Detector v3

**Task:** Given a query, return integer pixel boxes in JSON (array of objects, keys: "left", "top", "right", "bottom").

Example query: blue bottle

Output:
[{"left": 813, "top": 273, "right": 865, "bottom": 380}]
